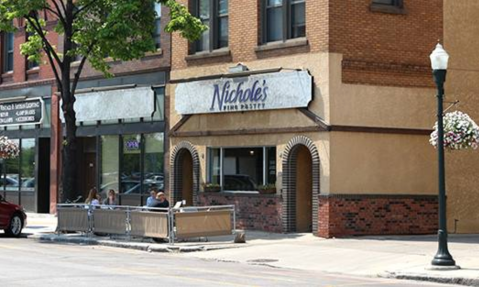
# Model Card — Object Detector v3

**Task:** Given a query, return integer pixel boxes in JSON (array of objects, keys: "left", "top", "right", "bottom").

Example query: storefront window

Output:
[
  {"left": 20, "top": 139, "right": 35, "bottom": 192},
  {"left": 144, "top": 133, "right": 164, "bottom": 190},
  {"left": 100, "top": 135, "right": 119, "bottom": 197},
  {"left": 120, "top": 134, "right": 142, "bottom": 206},
  {"left": 208, "top": 147, "right": 277, "bottom": 191},
  {"left": 4, "top": 139, "right": 20, "bottom": 192},
  {"left": 122, "top": 134, "right": 142, "bottom": 183},
  {"left": 20, "top": 138, "right": 35, "bottom": 210},
  {"left": 208, "top": 148, "right": 221, "bottom": 185}
]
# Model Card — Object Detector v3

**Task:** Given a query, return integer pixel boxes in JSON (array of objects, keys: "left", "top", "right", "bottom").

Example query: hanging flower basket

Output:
[
  {"left": 430, "top": 111, "right": 479, "bottom": 150},
  {"left": 0, "top": 136, "right": 20, "bottom": 159}
]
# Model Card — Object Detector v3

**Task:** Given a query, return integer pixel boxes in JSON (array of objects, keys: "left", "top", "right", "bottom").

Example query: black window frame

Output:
[
  {"left": 207, "top": 146, "right": 277, "bottom": 192},
  {"left": 193, "top": 0, "right": 229, "bottom": 53},
  {"left": 262, "top": 0, "right": 306, "bottom": 44},
  {"left": 2, "top": 32, "right": 14, "bottom": 73}
]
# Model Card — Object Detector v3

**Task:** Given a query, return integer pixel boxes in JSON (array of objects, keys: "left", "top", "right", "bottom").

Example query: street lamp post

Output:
[{"left": 429, "top": 43, "right": 457, "bottom": 267}]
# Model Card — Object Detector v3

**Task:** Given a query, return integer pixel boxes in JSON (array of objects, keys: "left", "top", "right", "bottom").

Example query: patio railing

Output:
[{"left": 56, "top": 204, "right": 236, "bottom": 244}]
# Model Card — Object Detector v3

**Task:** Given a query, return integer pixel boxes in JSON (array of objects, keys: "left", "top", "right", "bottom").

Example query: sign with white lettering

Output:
[
  {"left": 0, "top": 98, "right": 44, "bottom": 126},
  {"left": 175, "top": 71, "right": 312, "bottom": 115}
]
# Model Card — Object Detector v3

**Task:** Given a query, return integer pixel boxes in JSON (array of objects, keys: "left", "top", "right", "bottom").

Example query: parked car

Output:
[
  {"left": 0, "top": 177, "right": 19, "bottom": 192},
  {"left": 0, "top": 194, "right": 27, "bottom": 237}
]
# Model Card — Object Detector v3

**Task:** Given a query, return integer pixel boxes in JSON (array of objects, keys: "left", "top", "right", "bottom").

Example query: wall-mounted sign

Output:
[
  {"left": 175, "top": 71, "right": 312, "bottom": 115},
  {"left": 125, "top": 140, "right": 140, "bottom": 151},
  {"left": 0, "top": 98, "right": 44, "bottom": 126}
]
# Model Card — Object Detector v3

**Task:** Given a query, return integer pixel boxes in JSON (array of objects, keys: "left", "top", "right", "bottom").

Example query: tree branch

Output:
[
  {"left": 26, "top": 14, "right": 63, "bottom": 67},
  {"left": 71, "top": 42, "right": 96, "bottom": 96},
  {"left": 49, "top": 0, "right": 67, "bottom": 26},
  {"left": 52, "top": 0, "right": 67, "bottom": 16},
  {"left": 73, "top": 0, "right": 96, "bottom": 18},
  {"left": 43, "top": 6, "right": 64, "bottom": 23}
]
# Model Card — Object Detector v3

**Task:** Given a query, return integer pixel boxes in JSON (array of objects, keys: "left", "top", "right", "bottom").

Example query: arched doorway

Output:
[
  {"left": 295, "top": 145, "right": 313, "bottom": 232},
  {"left": 282, "top": 136, "right": 320, "bottom": 233},
  {"left": 179, "top": 150, "right": 193, "bottom": 206},
  {"left": 170, "top": 142, "right": 200, "bottom": 206}
]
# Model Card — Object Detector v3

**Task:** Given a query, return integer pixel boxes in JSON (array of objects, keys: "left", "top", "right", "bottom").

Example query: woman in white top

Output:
[{"left": 85, "top": 188, "right": 100, "bottom": 206}]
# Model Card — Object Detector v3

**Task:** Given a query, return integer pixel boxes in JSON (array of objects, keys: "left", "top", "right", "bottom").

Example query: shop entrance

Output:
[
  {"left": 171, "top": 142, "right": 200, "bottom": 206},
  {"left": 37, "top": 138, "right": 51, "bottom": 213},
  {"left": 282, "top": 136, "right": 320, "bottom": 234},
  {"left": 180, "top": 151, "right": 194, "bottom": 206},
  {"left": 78, "top": 137, "right": 97, "bottom": 200},
  {"left": 295, "top": 146, "right": 313, "bottom": 232}
]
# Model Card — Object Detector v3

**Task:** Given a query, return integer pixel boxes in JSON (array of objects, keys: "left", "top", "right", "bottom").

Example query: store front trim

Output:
[
  {"left": 170, "top": 141, "right": 200, "bottom": 206},
  {"left": 282, "top": 135, "right": 320, "bottom": 233}
]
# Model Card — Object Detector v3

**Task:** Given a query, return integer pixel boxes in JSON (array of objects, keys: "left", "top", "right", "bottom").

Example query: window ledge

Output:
[
  {"left": 369, "top": 4, "right": 406, "bottom": 15},
  {"left": 1, "top": 72, "right": 13, "bottom": 79},
  {"left": 26, "top": 67, "right": 40, "bottom": 75},
  {"left": 186, "top": 48, "right": 231, "bottom": 61},
  {"left": 144, "top": 48, "right": 163, "bottom": 58},
  {"left": 255, "top": 38, "right": 309, "bottom": 52}
]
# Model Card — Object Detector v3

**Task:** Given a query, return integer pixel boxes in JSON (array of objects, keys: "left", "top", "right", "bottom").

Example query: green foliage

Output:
[{"left": 0, "top": 0, "right": 206, "bottom": 78}]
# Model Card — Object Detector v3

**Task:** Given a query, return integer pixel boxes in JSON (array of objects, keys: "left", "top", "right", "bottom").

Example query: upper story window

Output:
[
  {"left": 372, "top": 0, "right": 402, "bottom": 6},
  {"left": 370, "top": 0, "right": 404, "bottom": 13},
  {"left": 263, "top": 0, "right": 305, "bottom": 43},
  {"left": 153, "top": 3, "right": 162, "bottom": 50},
  {"left": 26, "top": 32, "right": 39, "bottom": 70},
  {"left": 194, "top": 0, "right": 229, "bottom": 53},
  {"left": 2, "top": 32, "right": 14, "bottom": 73}
]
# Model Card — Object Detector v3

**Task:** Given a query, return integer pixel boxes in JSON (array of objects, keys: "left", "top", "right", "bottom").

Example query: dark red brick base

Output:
[
  {"left": 197, "top": 193, "right": 438, "bottom": 238},
  {"left": 197, "top": 192, "right": 283, "bottom": 233},
  {"left": 318, "top": 195, "right": 438, "bottom": 238}
]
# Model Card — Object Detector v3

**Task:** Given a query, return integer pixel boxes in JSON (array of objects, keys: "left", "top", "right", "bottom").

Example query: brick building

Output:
[
  {"left": 0, "top": 4, "right": 170, "bottom": 212},
  {"left": 4, "top": 0, "right": 476, "bottom": 239},
  {"left": 169, "top": 0, "right": 444, "bottom": 237}
]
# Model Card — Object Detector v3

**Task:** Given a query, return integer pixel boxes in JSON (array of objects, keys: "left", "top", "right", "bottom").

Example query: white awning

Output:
[{"left": 61, "top": 87, "right": 155, "bottom": 123}]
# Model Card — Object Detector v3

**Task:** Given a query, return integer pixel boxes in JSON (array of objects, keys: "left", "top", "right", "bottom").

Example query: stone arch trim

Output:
[
  {"left": 282, "top": 136, "right": 321, "bottom": 233},
  {"left": 170, "top": 141, "right": 200, "bottom": 205}
]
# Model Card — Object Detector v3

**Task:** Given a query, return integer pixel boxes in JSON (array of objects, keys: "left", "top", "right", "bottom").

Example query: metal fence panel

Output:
[
  {"left": 175, "top": 210, "right": 232, "bottom": 238},
  {"left": 92, "top": 209, "right": 127, "bottom": 235},
  {"left": 130, "top": 211, "right": 169, "bottom": 238},
  {"left": 57, "top": 207, "right": 90, "bottom": 232}
]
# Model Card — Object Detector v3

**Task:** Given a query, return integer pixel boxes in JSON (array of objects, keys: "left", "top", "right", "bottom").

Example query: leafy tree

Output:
[{"left": 0, "top": 0, "right": 205, "bottom": 202}]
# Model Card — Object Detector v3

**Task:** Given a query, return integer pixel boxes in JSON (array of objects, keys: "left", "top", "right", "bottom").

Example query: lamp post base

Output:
[
  {"left": 426, "top": 265, "right": 461, "bottom": 271},
  {"left": 431, "top": 230, "right": 456, "bottom": 267}
]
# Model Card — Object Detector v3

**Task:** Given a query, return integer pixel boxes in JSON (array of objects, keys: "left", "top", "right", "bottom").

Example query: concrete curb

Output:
[
  {"left": 33, "top": 234, "right": 237, "bottom": 254},
  {"left": 382, "top": 272, "right": 479, "bottom": 287}
]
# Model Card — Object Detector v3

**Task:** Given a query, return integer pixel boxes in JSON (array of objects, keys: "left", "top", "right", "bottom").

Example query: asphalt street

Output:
[{"left": 0, "top": 236, "right": 462, "bottom": 287}]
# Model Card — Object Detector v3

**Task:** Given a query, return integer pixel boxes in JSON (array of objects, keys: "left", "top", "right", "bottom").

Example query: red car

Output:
[{"left": 0, "top": 194, "right": 27, "bottom": 237}]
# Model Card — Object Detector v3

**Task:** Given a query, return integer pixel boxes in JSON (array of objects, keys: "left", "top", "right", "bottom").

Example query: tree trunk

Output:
[
  {"left": 60, "top": 2, "right": 78, "bottom": 203},
  {"left": 60, "top": 84, "right": 78, "bottom": 203}
]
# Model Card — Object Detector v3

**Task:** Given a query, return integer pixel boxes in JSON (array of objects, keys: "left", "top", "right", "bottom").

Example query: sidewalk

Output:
[
  {"left": 180, "top": 232, "right": 479, "bottom": 286},
  {"left": 24, "top": 213, "right": 479, "bottom": 286},
  {"left": 23, "top": 212, "right": 57, "bottom": 235}
]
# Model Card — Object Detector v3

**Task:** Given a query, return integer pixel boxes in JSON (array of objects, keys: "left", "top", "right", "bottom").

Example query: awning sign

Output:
[
  {"left": 0, "top": 98, "right": 44, "bottom": 126},
  {"left": 175, "top": 71, "right": 313, "bottom": 115}
]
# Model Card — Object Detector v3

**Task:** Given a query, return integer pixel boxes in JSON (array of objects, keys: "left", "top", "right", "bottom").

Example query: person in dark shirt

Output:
[{"left": 152, "top": 192, "right": 169, "bottom": 211}]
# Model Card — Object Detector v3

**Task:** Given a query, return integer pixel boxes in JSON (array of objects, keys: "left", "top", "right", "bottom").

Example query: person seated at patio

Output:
[
  {"left": 146, "top": 187, "right": 159, "bottom": 207},
  {"left": 102, "top": 189, "right": 117, "bottom": 206},
  {"left": 85, "top": 188, "right": 100, "bottom": 206},
  {"left": 152, "top": 191, "right": 169, "bottom": 211}
]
